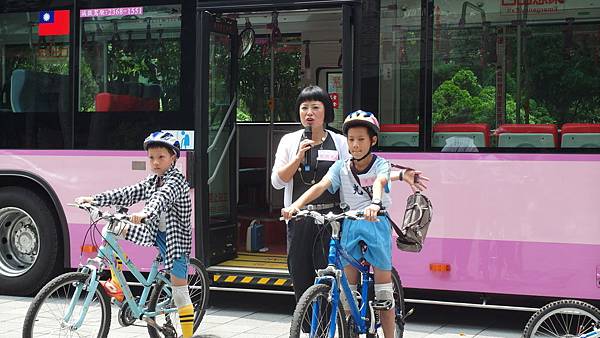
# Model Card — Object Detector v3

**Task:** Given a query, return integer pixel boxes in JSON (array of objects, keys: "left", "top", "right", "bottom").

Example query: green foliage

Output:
[
  {"left": 432, "top": 69, "right": 552, "bottom": 127},
  {"left": 238, "top": 38, "right": 301, "bottom": 122}
]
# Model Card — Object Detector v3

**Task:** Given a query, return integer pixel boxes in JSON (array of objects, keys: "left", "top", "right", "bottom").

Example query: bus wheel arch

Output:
[{"left": 0, "top": 173, "right": 69, "bottom": 295}]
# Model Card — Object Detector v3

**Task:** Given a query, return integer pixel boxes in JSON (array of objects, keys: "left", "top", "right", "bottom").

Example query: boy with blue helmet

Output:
[
  {"left": 282, "top": 111, "right": 428, "bottom": 338},
  {"left": 76, "top": 130, "right": 195, "bottom": 338}
]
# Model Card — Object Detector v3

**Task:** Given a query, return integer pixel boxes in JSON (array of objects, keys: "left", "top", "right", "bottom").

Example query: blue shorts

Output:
[
  {"left": 155, "top": 231, "right": 189, "bottom": 279},
  {"left": 341, "top": 216, "right": 392, "bottom": 271}
]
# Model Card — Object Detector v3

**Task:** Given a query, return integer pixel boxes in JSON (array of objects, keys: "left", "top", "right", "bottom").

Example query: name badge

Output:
[
  {"left": 317, "top": 149, "right": 338, "bottom": 161},
  {"left": 359, "top": 175, "right": 376, "bottom": 187}
]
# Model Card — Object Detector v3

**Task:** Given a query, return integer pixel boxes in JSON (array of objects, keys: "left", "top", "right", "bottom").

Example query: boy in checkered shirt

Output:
[{"left": 76, "top": 131, "right": 195, "bottom": 338}]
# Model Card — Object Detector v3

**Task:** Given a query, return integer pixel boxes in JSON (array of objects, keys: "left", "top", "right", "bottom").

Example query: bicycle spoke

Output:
[{"left": 24, "top": 273, "right": 110, "bottom": 338}]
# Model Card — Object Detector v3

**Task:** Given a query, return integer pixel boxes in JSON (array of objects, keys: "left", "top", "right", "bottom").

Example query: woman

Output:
[
  {"left": 272, "top": 86, "right": 427, "bottom": 303},
  {"left": 271, "top": 85, "right": 346, "bottom": 302}
]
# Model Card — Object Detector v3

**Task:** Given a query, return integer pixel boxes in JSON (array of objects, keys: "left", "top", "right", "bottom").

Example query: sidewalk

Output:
[{"left": 1, "top": 293, "right": 528, "bottom": 337}]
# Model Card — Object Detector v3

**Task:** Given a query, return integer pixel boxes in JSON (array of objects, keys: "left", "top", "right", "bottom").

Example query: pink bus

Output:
[{"left": 1, "top": 0, "right": 600, "bottom": 309}]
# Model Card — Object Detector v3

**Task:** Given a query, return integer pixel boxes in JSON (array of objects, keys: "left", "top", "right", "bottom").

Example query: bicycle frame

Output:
[
  {"left": 311, "top": 217, "right": 380, "bottom": 337},
  {"left": 63, "top": 222, "right": 174, "bottom": 330}
]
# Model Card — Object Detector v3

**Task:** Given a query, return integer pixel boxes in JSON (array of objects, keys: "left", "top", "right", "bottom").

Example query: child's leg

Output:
[
  {"left": 342, "top": 266, "right": 360, "bottom": 314},
  {"left": 171, "top": 259, "right": 194, "bottom": 338},
  {"left": 374, "top": 267, "right": 394, "bottom": 338}
]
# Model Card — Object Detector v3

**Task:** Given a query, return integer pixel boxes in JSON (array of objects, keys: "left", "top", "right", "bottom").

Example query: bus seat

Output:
[
  {"left": 9, "top": 69, "right": 26, "bottom": 112},
  {"left": 95, "top": 93, "right": 159, "bottom": 112},
  {"left": 379, "top": 124, "right": 419, "bottom": 147},
  {"left": 10, "top": 69, "right": 69, "bottom": 113},
  {"left": 496, "top": 124, "right": 559, "bottom": 148},
  {"left": 432, "top": 123, "right": 490, "bottom": 147},
  {"left": 561, "top": 123, "right": 600, "bottom": 148}
]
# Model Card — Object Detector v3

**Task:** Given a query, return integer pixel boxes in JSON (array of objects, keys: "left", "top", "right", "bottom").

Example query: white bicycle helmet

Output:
[
  {"left": 143, "top": 131, "right": 181, "bottom": 158},
  {"left": 342, "top": 110, "right": 380, "bottom": 136}
]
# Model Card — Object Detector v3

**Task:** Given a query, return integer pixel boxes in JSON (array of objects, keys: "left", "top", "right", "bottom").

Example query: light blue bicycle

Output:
[
  {"left": 22, "top": 203, "right": 209, "bottom": 338},
  {"left": 523, "top": 299, "right": 600, "bottom": 337}
]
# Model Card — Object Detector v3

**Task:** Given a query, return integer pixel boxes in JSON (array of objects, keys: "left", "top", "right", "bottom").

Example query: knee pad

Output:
[
  {"left": 341, "top": 284, "right": 358, "bottom": 310},
  {"left": 172, "top": 285, "right": 192, "bottom": 308},
  {"left": 374, "top": 283, "right": 394, "bottom": 310}
]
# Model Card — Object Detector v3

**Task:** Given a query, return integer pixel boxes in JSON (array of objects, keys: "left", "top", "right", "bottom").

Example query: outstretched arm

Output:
[{"left": 281, "top": 177, "right": 332, "bottom": 220}]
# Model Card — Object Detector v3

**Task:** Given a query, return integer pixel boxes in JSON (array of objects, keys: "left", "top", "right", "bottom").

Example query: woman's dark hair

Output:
[{"left": 295, "top": 85, "right": 335, "bottom": 124}]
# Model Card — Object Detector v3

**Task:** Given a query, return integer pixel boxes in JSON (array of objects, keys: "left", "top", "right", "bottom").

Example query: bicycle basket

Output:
[{"left": 394, "top": 192, "right": 432, "bottom": 252}]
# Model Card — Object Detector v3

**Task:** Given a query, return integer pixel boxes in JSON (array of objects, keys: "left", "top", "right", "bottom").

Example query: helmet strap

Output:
[{"left": 351, "top": 149, "right": 371, "bottom": 163}]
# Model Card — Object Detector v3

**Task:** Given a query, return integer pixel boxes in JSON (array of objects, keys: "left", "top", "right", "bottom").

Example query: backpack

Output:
[
  {"left": 348, "top": 160, "right": 433, "bottom": 252},
  {"left": 392, "top": 191, "right": 433, "bottom": 252}
]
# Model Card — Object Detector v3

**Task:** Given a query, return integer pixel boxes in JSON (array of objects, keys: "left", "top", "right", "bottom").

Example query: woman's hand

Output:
[
  {"left": 75, "top": 196, "right": 93, "bottom": 204},
  {"left": 364, "top": 203, "right": 381, "bottom": 222},
  {"left": 295, "top": 139, "right": 315, "bottom": 163},
  {"left": 130, "top": 212, "right": 148, "bottom": 224},
  {"left": 403, "top": 170, "right": 430, "bottom": 192},
  {"left": 281, "top": 205, "right": 300, "bottom": 221}
]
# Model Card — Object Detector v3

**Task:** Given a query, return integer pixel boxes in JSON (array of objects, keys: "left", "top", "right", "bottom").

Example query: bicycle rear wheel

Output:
[
  {"left": 290, "top": 283, "right": 349, "bottom": 338},
  {"left": 22, "top": 271, "right": 111, "bottom": 338},
  {"left": 523, "top": 299, "right": 600, "bottom": 337},
  {"left": 147, "top": 257, "right": 210, "bottom": 338}
]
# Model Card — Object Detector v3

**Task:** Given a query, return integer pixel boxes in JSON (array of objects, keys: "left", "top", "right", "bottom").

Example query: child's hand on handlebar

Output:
[
  {"left": 75, "top": 196, "right": 93, "bottom": 205},
  {"left": 364, "top": 203, "right": 381, "bottom": 222},
  {"left": 129, "top": 212, "right": 147, "bottom": 224},
  {"left": 281, "top": 205, "right": 300, "bottom": 221}
]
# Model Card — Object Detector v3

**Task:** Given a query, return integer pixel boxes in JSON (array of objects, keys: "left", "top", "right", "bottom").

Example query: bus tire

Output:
[{"left": 0, "top": 186, "right": 60, "bottom": 296}]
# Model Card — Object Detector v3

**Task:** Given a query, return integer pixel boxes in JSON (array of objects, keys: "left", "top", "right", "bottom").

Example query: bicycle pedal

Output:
[
  {"left": 372, "top": 299, "right": 393, "bottom": 311},
  {"left": 100, "top": 280, "right": 124, "bottom": 302}
]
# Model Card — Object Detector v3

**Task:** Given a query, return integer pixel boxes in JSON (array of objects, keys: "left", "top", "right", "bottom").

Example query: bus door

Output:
[{"left": 195, "top": 12, "right": 239, "bottom": 266}]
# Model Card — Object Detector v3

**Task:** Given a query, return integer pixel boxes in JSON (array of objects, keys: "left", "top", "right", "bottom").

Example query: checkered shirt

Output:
[{"left": 93, "top": 167, "right": 192, "bottom": 270}]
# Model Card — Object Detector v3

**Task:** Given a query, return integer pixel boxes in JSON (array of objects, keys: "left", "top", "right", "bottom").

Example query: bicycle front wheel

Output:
[
  {"left": 523, "top": 299, "right": 600, "bottom": 337},
  {"left": 22, "top": 271, "right": 111, "bottom": 338},
  {"left": 147, "top": 257, "right": 210, "bottom": 338},
  {"left": 290, "top": 283, "right": 348, "bottom": 338}
]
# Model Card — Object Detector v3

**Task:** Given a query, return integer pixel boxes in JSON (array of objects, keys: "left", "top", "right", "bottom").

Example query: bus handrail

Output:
[
  {"left": 207, "top": 93, "right": 237, "bottom": 154},
  {"left": 208, "top": 123, "right": 236, "bottom": 185}
]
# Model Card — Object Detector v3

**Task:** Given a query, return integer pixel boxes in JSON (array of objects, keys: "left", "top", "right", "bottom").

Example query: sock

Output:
[{"left": 178, "top": 304, "right": 194, "bottom": 338}]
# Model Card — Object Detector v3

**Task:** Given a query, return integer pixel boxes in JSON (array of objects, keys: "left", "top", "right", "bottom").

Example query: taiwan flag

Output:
[{"left": 38, "top": 10, "right": 70, "bottom": 36}]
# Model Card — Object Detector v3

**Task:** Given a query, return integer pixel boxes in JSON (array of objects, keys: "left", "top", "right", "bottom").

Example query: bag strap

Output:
[
  {"left": 348, "top": 160, "right": 374, "bottom": 200},
  {"left": 348, "top": 160, "right": 405, "bottom": 236}
]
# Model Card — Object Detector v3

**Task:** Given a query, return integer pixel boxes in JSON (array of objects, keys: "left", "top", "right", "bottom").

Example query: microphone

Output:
[{"left": 303, "top": 126, "right": 312, "bottom": 172}]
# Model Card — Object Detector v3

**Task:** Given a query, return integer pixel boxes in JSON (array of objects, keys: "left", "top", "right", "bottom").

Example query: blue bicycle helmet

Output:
[{"left": 143, "top": 131, "right": 181, "bottom": 158}]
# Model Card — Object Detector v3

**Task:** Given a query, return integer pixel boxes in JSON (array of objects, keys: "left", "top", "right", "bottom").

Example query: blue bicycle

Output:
[
  {"left": 22, "top": 203, "right": 210, "bottom": 338},
  {"left": 288, "top": 208, "right": 406, "bottom": 338}
]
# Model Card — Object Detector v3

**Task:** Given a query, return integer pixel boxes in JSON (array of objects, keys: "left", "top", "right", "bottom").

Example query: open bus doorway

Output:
[{"left": 203, "top": 6, "right": 349, "bottom": 289}]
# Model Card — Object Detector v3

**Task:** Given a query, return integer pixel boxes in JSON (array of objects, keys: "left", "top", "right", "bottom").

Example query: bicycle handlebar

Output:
[
  {"left": 68, "top": 203, "right": 143, "bottom": 227},
  {"left": 279, "top": 208, "right": 387, "bottom": 223}
]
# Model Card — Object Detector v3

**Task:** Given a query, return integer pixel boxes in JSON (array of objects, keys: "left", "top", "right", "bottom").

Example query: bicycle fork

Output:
[{"left": 63, "top": 263, "right": 101, "bottom": 330}]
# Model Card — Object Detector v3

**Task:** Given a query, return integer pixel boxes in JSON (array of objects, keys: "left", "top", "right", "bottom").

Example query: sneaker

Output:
[{"left": 100, "top": 279, "right": 124, "bottom": 302}]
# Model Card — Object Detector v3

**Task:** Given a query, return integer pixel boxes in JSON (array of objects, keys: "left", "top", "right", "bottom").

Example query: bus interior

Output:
[{"left": 218, "top": 8, "right": 345, "bottom": 277}]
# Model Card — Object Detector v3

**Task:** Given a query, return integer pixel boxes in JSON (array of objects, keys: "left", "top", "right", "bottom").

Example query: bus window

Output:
[
  {"left": 432, "top": 1, "right": 600, "bottom": 150},
  {"left": 79, "top": 5, "right": 181, "bottom": 113},
  {"left": 77, "top": 5, "right": 187, "bottom": 150},
  {"left": 0, "top": 10, "right": 71, "bottom": 149},
  {"left": 378, "top": 0, "right": 421, "bottom": 148},
  {"left": 238, "top": 34, "right": 301, "bottom": 122}
]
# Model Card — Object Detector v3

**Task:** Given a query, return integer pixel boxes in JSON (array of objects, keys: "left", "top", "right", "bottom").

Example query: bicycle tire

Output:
[
  {"left": 22, "top": 271, "right": 111, "bottom": 338},
  {"left": 290, "top": 283, "right": 349, "bottom": 338},
  {"left": 146, "top": 257, "right": 210, "bottom": 338},
  {"left": 365, "top": 267, "right": 405, "bottom": 338},
  {"left": 523, "top": 299, "right": 600, "bottom": 337}
]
